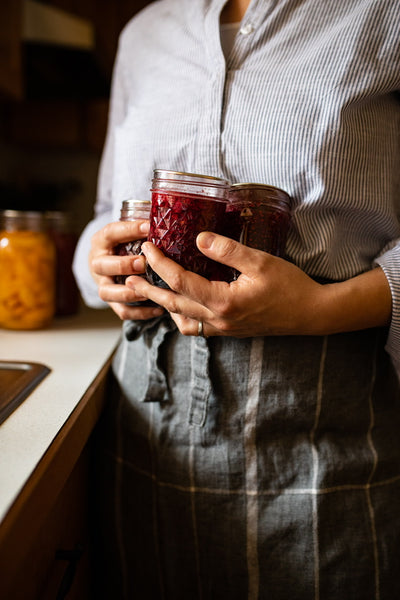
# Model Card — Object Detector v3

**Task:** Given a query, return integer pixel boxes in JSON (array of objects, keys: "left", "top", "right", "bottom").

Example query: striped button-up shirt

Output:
[{"left": 73, "top": 0, "right": 400, "bottom": 371}]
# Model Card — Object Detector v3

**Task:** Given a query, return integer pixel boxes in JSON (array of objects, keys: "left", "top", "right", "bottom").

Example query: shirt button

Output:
[{"left": 240, "top": 23, "right": 254, "bottom": 35}]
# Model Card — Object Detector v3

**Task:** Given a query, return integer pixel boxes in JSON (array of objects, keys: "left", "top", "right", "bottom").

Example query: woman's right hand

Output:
[{"left": 89, "top": 220, "right": 164, "bottom": 321}]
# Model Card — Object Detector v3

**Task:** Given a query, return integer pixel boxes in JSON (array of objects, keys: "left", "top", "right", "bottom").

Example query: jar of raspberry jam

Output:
[
  {"left": 225, "top": 183, "right": 291, "bottom": 256},
  {"left": 147, "top": 170, "right": 231, "bottom": 288},
  {"left": 114, "top": 199, "right": 151, "bottom": 285},
  {"left": 114, "top": 199, "right": 155, "bottom": 306}
]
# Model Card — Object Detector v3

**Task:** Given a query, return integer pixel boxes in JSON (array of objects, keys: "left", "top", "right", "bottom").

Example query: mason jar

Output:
[
  {"left": 45, "top": 210, "right": 80, "bottom": 316},
  {"left": 0, "top": 210, "right": 56, "bottom": 330},
  {"left": 147, "top": 170, "right": 231, "bottom": 288},
  {"left": 225, "top": 183, "right": 291, "bottom": 256},
  {"left": 113, "top": 199, "right": 151, "bottom": 285},
  {"left": 113, "top": 199, "right": 156, "bottom": 307}
]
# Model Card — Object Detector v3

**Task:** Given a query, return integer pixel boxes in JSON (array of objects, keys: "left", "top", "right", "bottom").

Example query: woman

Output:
[{"left": 73, "top": 0, "right": 400, "bottom": 598}]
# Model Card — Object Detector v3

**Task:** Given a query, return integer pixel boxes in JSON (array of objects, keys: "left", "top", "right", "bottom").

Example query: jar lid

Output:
[
  {"left": 231, "top": 182, "right": 290, "bottom": 195},
  {"left": 153, "top": 170, "right": 229, "bottom": 186},
  {"left": 0, "top": 209, "right": 46, "bottom": 232},
  {"left": 230, "top": 183, "right": 291, "bottom": 208},
  {"left": 152, "top": 170, "right": 229, "bottom": 201},
  {"left": 122, "top": 199, "right": 151, "bottom": 209}
]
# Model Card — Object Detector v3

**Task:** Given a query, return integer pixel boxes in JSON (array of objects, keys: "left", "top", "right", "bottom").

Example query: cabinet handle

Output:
[{"left": 55, "top": 543, "right": 84, "bottom": 600}]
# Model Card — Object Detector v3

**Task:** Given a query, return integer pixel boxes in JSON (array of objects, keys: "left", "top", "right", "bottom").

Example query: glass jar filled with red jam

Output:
[
  {"left": 147, "top": 170, "right": 231, "bottom": 288},
  {"left": 45, "top": 211, "right": 80, "bottom": 316},
  {"left": 0, "top": 210, "right": 56, "bottom": 330},
  {"left": 114, "top": 199, "right": 151, "bottom": 285},
  {"left": 113, "top": 199, "right": 156, "bottom": 306},
  {"left": 225, "top": 183, "right": 291, "bottom": 255}
]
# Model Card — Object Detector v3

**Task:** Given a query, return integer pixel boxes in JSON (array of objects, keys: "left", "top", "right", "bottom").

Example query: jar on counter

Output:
[
  {"left": 0, "top": 210, "right": 56, "bottom": 330},
  {"left": 45, "top": 211, "right": 80, "bottom": 316},
  {"left": 147, "top": 170, "right": 231, "bottom": 288},
  {"left": 225, "top": 183, "right": 291, "bottom": 256},
  {"left": 113, "top": 199, "right": 156, "bottom": 307}
]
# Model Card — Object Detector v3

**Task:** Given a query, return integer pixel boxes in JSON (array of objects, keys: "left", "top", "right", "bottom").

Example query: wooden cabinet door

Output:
[
  {"left": 1, "top": 450, "right": 92, "bottom": 600},
  {"left": 0, "top": 0, "right": 23, "bottom": 99}
]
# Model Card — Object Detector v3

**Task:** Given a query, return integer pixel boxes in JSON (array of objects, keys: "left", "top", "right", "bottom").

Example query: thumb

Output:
[{"left": 196, "top": 231, "right": 266, "bottom": 273}]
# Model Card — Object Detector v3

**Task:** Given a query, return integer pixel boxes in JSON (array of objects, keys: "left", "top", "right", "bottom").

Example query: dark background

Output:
[{"left": 0, "top": 0, "right": 154, "bottom": 230}]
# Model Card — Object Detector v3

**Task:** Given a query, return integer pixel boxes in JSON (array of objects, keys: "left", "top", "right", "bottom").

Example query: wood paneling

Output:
[
  {"left": 0, "top": 0, "right": 155, "bottom": 149},
  {"left": 0, "top": 0, "right": 23, "bottom": 99}
]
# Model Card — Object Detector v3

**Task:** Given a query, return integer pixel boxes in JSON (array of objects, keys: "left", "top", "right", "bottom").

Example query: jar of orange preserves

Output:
[{"left": 0, "top": 210, "right": 56, "bottom": 330}]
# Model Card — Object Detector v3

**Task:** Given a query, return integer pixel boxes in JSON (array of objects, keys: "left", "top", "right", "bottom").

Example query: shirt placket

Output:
[
  {"left": 193, "top": 3, "right": 227, "bottom": 177},
  {"left": 187, "top": 0, "right": 266, "bottom": 426}
]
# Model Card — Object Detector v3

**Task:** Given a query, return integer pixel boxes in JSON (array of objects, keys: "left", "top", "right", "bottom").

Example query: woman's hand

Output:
[
  {"left": 125, "top": 232, "right": 392, "bottom": 338},
  {"left": 89, "top": 220, "right": 164, "bottom": 321}
]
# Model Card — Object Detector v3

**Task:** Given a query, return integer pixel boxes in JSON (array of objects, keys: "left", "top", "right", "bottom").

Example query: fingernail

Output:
[
  {"left": 197, "top": 232, "right": 215, "bottom": 249},
  {"left": 139, "top": 222, "right": 149, "bottom": 233},
  {"left": 132, "top": 256, "right": 145, "bottom": 271},
  {"left": 141, "top": 242, "right": 150, "bottom": 255}
]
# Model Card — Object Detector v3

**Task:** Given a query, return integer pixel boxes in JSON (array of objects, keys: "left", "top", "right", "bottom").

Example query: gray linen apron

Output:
[{"left": 91, "top": 316, "right": 400, "bottom": 600}]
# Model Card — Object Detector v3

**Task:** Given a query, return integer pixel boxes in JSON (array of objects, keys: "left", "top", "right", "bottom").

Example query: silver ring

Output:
[{"left": 197, "top": 320, "right": 204, "bottom": 337}]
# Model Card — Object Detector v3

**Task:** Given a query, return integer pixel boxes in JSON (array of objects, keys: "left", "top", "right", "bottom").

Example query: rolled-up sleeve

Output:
[
  {"left": 374, "top": 240, "right": 400, "bottom": 376},
  {"left": 72, "top": 212, "right": 112, "bottom": 308},
  {"left": 73, "top": 35, "right": 129, "bottom": 308}
]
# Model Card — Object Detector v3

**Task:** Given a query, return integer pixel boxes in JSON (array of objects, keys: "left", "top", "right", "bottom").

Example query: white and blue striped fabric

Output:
[{"left": 74, "top": 3, "right": 400, "bottom": 597}]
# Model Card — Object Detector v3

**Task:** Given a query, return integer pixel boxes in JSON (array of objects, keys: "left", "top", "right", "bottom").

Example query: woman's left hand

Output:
[{"left": 126, "top": 232, "right": 392, "bottom": 338}]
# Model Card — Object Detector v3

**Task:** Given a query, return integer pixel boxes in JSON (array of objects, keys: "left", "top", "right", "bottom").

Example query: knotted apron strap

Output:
[{"left": 124, "top": 315, "right": 177, "bottom": 403}]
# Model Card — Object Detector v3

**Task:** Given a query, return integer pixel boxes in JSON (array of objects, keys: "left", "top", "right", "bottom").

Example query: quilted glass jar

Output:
[{"left": 147, "top": 170, "right": 230, "bottom": 288}]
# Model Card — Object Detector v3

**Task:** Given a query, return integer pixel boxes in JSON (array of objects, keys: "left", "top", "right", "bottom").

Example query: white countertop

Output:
[{"left": 0, "top": 306, "right": 122, "bottom": 524}]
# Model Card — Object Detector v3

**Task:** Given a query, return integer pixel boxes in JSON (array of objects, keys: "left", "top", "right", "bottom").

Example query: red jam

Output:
[
  {"left": 147, "top": 171, "right": 231, "bottom": 287},
  {"left": 223, "top": 183, "right": 291, "bottom": 280},
  {"left": 225, "top": 184, "right": 291, "bottom": 255},
  {"left": 114, "top": 239, "right": 145, "bottom": 285},
  {"left": 113, "top": 199, "right": 156, "bottom": 306}
]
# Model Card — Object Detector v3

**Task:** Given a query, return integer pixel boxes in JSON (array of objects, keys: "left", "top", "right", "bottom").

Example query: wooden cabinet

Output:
[
  {"left": 0, "top": 0, "right": 154, "bottom": 151},
  {"left": 0, "top": 0, "right": 23, "bottom": 100},
  {"left": 6, "top": 98, "right": 109, "bottom": 152},
  {"left": 0, "top": 359, "right": 113, "bottom": 600}
]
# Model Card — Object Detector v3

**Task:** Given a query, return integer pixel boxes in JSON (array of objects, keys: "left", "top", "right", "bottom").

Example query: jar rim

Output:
[
  {"left": 0, "top": 209, "right": 44, "bottom": 218},
  {"left": 231, "top": 182, "right": 290, "bottom": 196},
  {"left": 230, "top": 183, "right": 291, "bottom": 209},
  {"left": 153, "top": 169, "right": 229, "bottom": 186},
  {"left": 122, "top": 199, "right": 151, "bottom": 207},
  {"left": 0, "top": 209, "right": 49, "bottom": 232}
]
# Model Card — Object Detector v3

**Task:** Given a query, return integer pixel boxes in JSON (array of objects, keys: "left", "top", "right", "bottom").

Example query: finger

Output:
[
  {"left": 140, "top": 242, "right": 209, "bottom": 303},
  {"left": 92, "top": 254, "right": 146, "bottom": 277},
  {"left": 140, "top": 242, "right": 240, "bottom": 318},
  {"left": 94, "top": 220, "right": 149, "bottom": 249},
  {"left": 141, "top": 242, "right": 212, "bottom": 294},
  {"left": 127, "top": 272, "right": 215, "bottom": 320},
  {"left": 99, "top": 280, "right": 150, "bottom": 304},
  {"left": 196, "top": 232, "right": 270, "bottom": 274},
  {"left": 170, "top": 313, "right": 220, "bottom": 338},
  {"left": 142, "top": 242, "right": 229, "bottom": 304},
  {"left": 109, "top": 301, "right": 164, "bottom": 321}
]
